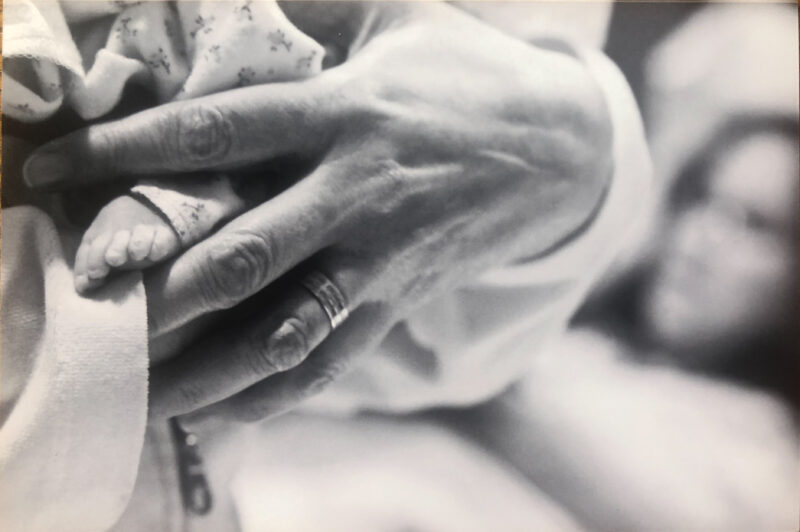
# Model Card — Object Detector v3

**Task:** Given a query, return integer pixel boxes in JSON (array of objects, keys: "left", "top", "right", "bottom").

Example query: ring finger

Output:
[
  {"left": 189, "top": 301, "right": 395, "bottom": 424},
  {"left": 148, "top": 260, "right": 364, "bottom": 419}
]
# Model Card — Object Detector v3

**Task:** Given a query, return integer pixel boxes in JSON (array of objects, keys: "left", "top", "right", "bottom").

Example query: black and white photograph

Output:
[{"left": 1, "top": 1, "right": 798, "bottom": 530}]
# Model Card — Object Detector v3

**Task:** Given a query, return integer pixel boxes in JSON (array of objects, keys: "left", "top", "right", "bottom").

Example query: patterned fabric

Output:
[
  {"left": 129, "top": 175, "right": 248, "bottom": 247},
  {"left": 4, "top": 0, "right": 324, "bottom": 121},
  {"left": 4, "top": 0, "right": 324, "bottom": 248}
]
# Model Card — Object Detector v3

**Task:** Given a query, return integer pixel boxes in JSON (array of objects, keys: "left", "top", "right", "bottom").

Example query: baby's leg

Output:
[{"left": 75, "top": 175, "right": 253, "bottom": 293}]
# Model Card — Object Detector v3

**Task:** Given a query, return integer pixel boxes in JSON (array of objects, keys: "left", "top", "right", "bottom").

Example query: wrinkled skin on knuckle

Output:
[
  {"left": 343, "top": 161, "right": 441, "bottom": 265},
  {"left": 85, "top": 124, "right": 128, "bottom": 176},
  {"left": 244, "top": 318, "right": 309, "bottom": 376},
  {"left": 197, "top": 232, "right": 275, "bottom": 310},
  {"left": 330, "top": 58, "right": 434, "bottom": 146},
  {"left": 165, "top": 103, "right": 235, "bottom": 170},
  {"left": 366, "top": 158, "right": 408, "bottom": 211},
  {"left": 243, "top": 329, "right": 282, "bottom": 377},
  {"left": 327, "top": 143, "right": 404, "bottom": 223},
  {"left": 337, "top": 87, "right": 398, "bottom": 144}
]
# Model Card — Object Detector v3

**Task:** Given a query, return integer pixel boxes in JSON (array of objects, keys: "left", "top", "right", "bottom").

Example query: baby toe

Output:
[
  {"left": 105, "top": 230, "right": 132, "bottom": 267},
  {"left": 129, "top": 225, "right": 156, "bottom": 262},
  {"left": 87, "top": 233, "right": 113, "bottom": 280},
  {"left": 148, "top": 226, "right": 180, "bottom": 262},
  {"left": 74, "top": 241, "right": 92, "bottom": 293}
]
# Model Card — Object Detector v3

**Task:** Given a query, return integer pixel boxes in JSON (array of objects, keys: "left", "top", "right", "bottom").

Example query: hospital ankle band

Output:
[{"left": 129, "top": 175, "right": 247, "bottom": 247}]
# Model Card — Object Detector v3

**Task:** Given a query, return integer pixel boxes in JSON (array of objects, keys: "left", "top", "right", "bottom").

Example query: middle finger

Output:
[{"left": 145, "top": 169, "right": 345, "bottom": 336}]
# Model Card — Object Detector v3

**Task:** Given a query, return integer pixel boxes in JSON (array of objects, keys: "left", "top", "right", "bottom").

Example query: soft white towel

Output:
[
  {"left": 3, "top": 0, "right": 325, "bottom": 253},
  {"left": 0, "top": 206, "right": 149, "bottom": 532}
]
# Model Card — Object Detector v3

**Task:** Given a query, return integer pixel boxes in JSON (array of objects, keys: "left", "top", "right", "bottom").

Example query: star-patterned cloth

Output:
[
  {"left": 4, "top": 0, "right": 324, "bottom": 121},
  {"left": 5, "top": 0, "right": 324, "bottom": 248}
]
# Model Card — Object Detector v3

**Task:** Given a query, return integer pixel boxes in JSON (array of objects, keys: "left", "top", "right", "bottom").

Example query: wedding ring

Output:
[{"left": 300, "top": 270, "right": 350, "bottom": 330}]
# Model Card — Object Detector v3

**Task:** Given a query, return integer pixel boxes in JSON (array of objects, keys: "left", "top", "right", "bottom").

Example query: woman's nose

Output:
[
  {"left": 676, "top": 203, "right": 739, "bottom": 252},
  {"left": 673, "top": 209, "right": 714, "bottom": 254}
]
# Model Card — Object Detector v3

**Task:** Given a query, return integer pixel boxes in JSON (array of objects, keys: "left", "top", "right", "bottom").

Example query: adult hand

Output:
[{"left": 25, "top": 2, "right": 613, "bottom": 420}]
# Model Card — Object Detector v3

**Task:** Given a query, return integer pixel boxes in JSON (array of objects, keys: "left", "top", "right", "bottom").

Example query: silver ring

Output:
[{"left": 300, "top": 270, "right": 350, "bottom": 330}]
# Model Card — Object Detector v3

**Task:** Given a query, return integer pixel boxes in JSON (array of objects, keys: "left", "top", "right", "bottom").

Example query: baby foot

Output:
[{"left": 74, "top": 195, "right": 180, "bottom": 293}]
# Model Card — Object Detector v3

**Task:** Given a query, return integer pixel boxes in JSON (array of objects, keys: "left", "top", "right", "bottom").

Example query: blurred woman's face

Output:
[{"left": 646, "top": 131, "right": 798, "bottom": 356}]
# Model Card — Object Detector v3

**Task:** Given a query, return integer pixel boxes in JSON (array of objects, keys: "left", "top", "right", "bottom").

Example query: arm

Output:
[
  {"left": 25, "top": 2, "right": 617, "bottom": 421},
  {"left": 451, "top": 331, "right": 799, "bottom": 530}
]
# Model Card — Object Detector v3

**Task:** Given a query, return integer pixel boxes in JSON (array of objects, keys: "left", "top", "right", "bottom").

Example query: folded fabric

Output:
[
  {"left": 0, "top": 207, "right": 148, "bottom": 532},
  {"left": 4, "top": 0, "right": 325, "bottom": 254},
  {"left": 3, "top": 0, "right": 324, "bottom": 122}
]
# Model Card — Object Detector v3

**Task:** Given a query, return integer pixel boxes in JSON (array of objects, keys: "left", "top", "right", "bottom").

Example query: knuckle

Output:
[
  {"left": 354, "top": 158, "right": 413, "bottom": 225},
  {"left": 166, "top": 103, "right": 235, "bottom": 169},
  {"left": 270, "top": 318, "right": 310, "bottom": 369},
  {"left": 245, "top": 318, "right": 309, "bottom": 376},
  {"left": 374, "top": 159, "right": 407, "bottom": 210},
  {"left": 197, "top": 232, "right": 276, "bottom": 310},
  {"left": 243, "top": 333, "right": 281, "bottom": 376},
  {"left": 334, "top": 77, "right": 397, "bottom": 132},
  {"left": 86, "top": 124, "right": 125, "bottom": 176}
]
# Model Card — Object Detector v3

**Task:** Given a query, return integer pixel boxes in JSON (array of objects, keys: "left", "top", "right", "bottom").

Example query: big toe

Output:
[{"left": 87, "top": 233, "right": 113, "bottom": 280}]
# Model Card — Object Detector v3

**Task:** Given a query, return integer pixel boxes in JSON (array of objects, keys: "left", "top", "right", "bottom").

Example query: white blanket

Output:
[{"left": 0, "top": 207, "right": 148, "bottom": 532}]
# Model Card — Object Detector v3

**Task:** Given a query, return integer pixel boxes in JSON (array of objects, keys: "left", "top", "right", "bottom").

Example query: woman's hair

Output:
[
  {"left": 573, "top": 112, "right": 798, "bottom": 400},
  {"left": 666, "top": 113, "right": 798, "bottom": 216}
]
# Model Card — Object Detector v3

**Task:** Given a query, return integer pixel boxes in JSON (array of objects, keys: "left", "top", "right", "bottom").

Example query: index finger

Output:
[{"left": 23, "top": 73, "right": 342, "bottom": 190}]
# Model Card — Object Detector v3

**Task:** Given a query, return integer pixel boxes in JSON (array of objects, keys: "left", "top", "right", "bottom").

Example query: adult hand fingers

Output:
[
  {"left": 180, "top": 302, "right": 394, "bottom": 424},
  {"left": 145, "top": 169, "right": 345, "bottom": 337},
  {"left": 23, "top": 71, "right": 345, "bottom": 190},
  {"left": 149, "top": 258, "right": 365, "bottom": 418},
  {"left": 149, "top": 283, "right": 321, "bottom": 418}
]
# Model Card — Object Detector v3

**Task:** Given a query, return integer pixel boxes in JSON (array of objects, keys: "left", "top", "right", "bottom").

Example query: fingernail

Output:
[
  {"left": 267, "top": 320, "right": 307, "bottom": 371},
  {"left": 23, "top": 144, "right": 73, "bottom": 189}
]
